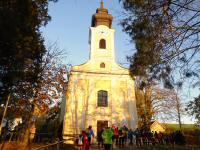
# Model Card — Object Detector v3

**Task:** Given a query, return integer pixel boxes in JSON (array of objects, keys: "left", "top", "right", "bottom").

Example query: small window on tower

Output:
[
  {"left": 100, "top": 63, "right": 105, "bottom": 68},
  {"left": 99, "top": 39, "right": 106, "bottom": 49}
]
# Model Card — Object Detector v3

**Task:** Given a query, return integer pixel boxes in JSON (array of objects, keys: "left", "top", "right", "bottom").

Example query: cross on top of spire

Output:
[{"left": 100, "top": 0, "right": 104, "bottom": 8}]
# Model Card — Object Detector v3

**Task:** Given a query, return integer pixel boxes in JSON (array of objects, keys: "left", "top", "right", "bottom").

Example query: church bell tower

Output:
[{"left": 89, "top": 1, "right": 115, "bottom": 63}]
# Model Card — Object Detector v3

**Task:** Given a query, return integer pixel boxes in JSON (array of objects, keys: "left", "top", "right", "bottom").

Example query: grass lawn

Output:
[{"left": 163, "top": 124, "right": 200, "bottom": 132}]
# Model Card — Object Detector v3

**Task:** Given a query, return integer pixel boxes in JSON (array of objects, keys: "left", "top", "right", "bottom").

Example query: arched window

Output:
[
  {"left": 97, "top": 90, "right": 108, "bottom": 107},
  {"left": 100, "top": 62, "right": 105, "bottom": 68},
  {"left": 99, "top": 39, "right": 106, "bottom": 49}
]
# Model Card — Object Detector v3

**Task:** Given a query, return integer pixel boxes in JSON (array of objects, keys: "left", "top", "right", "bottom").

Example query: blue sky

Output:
[
  {"left": 41, "top": 0, "right": 133, "bottom": 66},
  {"left": 41, "top": 0, "right": 198, "bottom": 124}
]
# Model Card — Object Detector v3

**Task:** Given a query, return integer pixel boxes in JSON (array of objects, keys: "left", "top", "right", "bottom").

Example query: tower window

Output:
[
  {"left": 97, "top": 90, "right": 108, "bottom": 107},
  {"left": 100, "top": 63, "right": 105, "bottom": 68},
  {"left": 99, "top": 39, "right": 106, "bottom": 49}
]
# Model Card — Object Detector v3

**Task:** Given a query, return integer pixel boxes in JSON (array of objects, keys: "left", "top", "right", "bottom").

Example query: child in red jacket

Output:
[{"left": 82, "top": 131, "right": 90, "bottom": 150}]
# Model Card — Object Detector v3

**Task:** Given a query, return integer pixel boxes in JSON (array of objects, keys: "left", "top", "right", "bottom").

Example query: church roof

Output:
[{"left": 91, "top": 1, "right": 113, "bottom": 28}]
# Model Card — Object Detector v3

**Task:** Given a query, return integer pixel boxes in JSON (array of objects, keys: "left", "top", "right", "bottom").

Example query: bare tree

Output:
[
  {"left": 152, "top": 86, "right": 185, "bottom": 130},
  {"left": 135, "top": 78, "right": 185, "bottom": 129},
  {"left": 22, "top": 43, "right": 69, "bottom": 144}
]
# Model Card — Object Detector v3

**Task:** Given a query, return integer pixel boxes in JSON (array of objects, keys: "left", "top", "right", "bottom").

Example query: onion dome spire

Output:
[{"left": 91, "top": 1, "right": 113, "bottom": 28}]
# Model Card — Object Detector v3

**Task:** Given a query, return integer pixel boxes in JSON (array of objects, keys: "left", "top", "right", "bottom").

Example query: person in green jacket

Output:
[{"left": 102, "top": 127, "right": 113, "bottom": 150}]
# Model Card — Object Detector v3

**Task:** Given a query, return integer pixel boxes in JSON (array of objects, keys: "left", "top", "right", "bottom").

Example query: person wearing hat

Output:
[{"left": 102, "top": 126, "right": 113, "bottom": 150}]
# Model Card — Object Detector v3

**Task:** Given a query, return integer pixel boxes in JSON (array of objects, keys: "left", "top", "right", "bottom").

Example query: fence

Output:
[
  {"left": 31, "top": 138, "right": 75, "bottom": 150},
  {"left": 31, "top": 140, "right": 65, "bottom": 150}
]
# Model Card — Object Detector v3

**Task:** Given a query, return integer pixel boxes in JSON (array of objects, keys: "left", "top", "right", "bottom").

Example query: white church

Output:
[{"left": 62, "top": 2, "right": 138, "bottom": 143}]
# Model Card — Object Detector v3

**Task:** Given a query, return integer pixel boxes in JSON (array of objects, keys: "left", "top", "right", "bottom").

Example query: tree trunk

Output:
[{"left": 21, "top": 105, "right": 35, "bottom": 150}]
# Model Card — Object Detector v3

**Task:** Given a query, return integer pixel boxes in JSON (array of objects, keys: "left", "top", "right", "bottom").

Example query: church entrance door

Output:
[{"left": 97, "top": 120, "right": 108, "bottom": 133}]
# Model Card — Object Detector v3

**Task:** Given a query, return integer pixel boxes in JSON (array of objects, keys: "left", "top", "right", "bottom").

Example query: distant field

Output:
[{"left": 163, "top": 124, "right": 200, "bottom": 131}]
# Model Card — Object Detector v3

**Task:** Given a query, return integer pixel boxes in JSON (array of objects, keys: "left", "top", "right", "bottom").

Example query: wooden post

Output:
[
  {"left": 56, "top": 141, "right": 60, "bottom": 150},
  {"left": 0, "top": 94, "right": 10, "bottom": 135}
]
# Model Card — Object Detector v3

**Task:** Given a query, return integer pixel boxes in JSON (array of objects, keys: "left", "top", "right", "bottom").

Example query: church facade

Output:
[{"left": 62, "top": 2, "right": 138, "bottom": 142}]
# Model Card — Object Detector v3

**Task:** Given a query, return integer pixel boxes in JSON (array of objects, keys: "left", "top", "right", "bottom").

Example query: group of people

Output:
[
  {"left": 76, "top": 125, "right": 94, "bottom": 150},
  {"left": 97, "top": 125, "right": 135, "bottom": 148},
  {"left": 107, "top": 127, "right": 186, "bottom": 146},
  {"left": 76, "top": 125, "right": 186, "bottom": 150},
  {"left": 76, "top": 125, "right": 114, "bottom": 150},
  {"left": 132, "top": 128, "right": 186, "bottom": 145}
]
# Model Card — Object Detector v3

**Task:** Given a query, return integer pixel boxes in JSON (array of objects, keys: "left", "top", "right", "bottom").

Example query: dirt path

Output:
[{"left": 72, "top": 143, "right": 138, "bottom": 150}]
